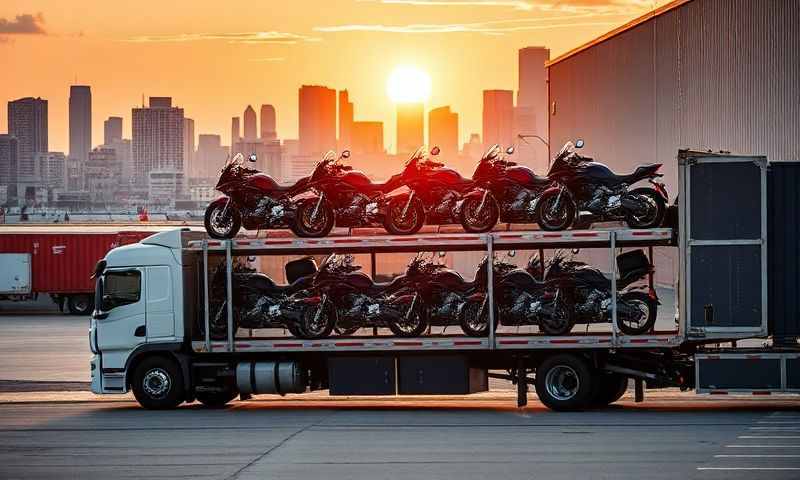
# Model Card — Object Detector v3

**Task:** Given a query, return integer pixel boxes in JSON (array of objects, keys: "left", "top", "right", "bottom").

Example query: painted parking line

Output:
[
  {"left": 726, "top": 445, "right": 800, "bottom": 448},
  {"left": 714, "top": 454, "right": 800, "bottom": 458},
  {"left": 698, "top": 467, "right": 800, "bottom": 471},
  {"left": 739, "top": 436, "right": 800, "bottom": 439}
]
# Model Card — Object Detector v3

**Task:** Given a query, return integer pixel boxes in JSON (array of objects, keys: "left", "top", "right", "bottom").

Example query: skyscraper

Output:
[
  {"left": 0, "top": 135, "right": 19, "bottom": 190},
  {"left": 428, "top": 106, "right": 458, "bottom": 156},
  {"left": 196, "top": 134, "right": 227, "bottom": 179},
  {"left": 352, "top": 121, "right": 383, "bottom": 155},
  {"left": 231, "top": 117, "right": 240, "bottom": 152},
  {"left": 338, "top": 90, "right": 354, "bottom": 149},
  {"left": 243, "top": 105, "right": 257, "bottom": 141},
  {"left": 104, "top": 116, "right": 123, "bottom": 144},
  {"left": 482, "top": 90, "right": 514, "bottom": 149},
  {"left": 396, "top": 102, "right": 424, "bottom": 156},
  {"left": 260, "top": 104, "right": 277, "bottom": 141},
  {"left": 131, "top": 97, "right": 184, "bottom": 183},
  {"left": 8, "top": 97, "right": 47, "bottom": 180},
  {"left": 69, "top": 86, "right": 91, "bottom": 165},
  {"left": 516, "top": 47, "right": 550, "bottom": 169},
  {"left": 298, "top": 85, "right": 336, "bottom": 155},
  {"left": 183, "top": 118, "right": 195, "bottom": 176}
]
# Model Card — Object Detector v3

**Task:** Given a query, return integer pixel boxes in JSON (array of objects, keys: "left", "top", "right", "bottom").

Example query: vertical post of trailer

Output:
[
  {"left": 610, "top": 231, "right": 619, "bottom": 345},
  {"left": 225, "top": 240, "right": 235, "bottom": 352},
  {"left": 203, "top": 239, "right": 211, "bottom": 352},
  {"left": 371, "top": 252, "right": 378, "bottom": 336},
  {"left": 647, "top": 246, "right": 655, "bottom": 292},
  {"left": 487, "top": 234, "right": 496, "bottom": 350}
]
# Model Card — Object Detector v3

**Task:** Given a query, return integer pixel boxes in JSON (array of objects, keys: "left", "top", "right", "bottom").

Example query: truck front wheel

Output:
[
  {"left": 132, "top": 356, "right": 184, "bottom": 410},
  {"left": 67, "top": 294, "right": 93, "bottom": 316},
  {"left": 534, "top": 354, "right": 593, "bottom": 411}
]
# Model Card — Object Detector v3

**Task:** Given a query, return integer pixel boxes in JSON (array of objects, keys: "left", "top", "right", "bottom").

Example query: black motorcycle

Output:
[
  {"left": 528, "top": 249, "right": 659, "bottom": 335},
  {"left": 459, "top": 254, "right": 571, "bottom": 337},
  {"left": 289, "top": 254, "right": 426, "bottom": 338},
  {"left": 535, "top": 140, "right": 668, "bottom": 231},
  {"left": 207, "top": 257, "right": 319, "bottom": 339}
]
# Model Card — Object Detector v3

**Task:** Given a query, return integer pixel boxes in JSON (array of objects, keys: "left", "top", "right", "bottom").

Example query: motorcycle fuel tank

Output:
[
  {"left": 339, "top": 171, "right": 374, "bottom": 189},
  {"left": 576, "top": 162, "right": 621, "bottom": 186},
  {"left": 505, "top": 166, "right": 549, "bottom": 188},
  {"left": 431, "top": 269, "right": 467, "bottom": 289},
  {"left": 428, "top": 167, "right": 471, "bottom": 187},
  {"left": 245, "top": 173, "right": 282, "bottom": 192}
]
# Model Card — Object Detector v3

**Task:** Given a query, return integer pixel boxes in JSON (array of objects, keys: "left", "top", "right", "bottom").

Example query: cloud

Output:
[
  {"left": 0, "top": 13, "right": 46, "bottom": 34},
  {"left": 315, "top": 17, "right": 618, "bottom": 35},
  {"left": 356, "top": 0, "right": 651, "bottom": 14},
  {"left": 249, "top": 57, "right": 286, "bottom": 62},
  {"left": 126, "top": 31, "right": 320, "bottom": 44}
]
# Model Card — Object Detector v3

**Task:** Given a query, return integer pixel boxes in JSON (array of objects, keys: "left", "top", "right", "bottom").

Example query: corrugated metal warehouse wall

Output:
[{"left": 548, "top": 0, "right": 800, "bottom": 197}]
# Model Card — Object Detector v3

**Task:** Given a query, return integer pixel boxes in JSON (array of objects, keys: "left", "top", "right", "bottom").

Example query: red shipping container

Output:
[{"left": 0, "top": 230, "right": 153, "bottom": 294}]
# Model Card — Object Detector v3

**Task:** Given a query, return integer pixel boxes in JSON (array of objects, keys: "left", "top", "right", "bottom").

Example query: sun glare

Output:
[{"left": 387, "top": 66, "right": 432, "bottom": 104}]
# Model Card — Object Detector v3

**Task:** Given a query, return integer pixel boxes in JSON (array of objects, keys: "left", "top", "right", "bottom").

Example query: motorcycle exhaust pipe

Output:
[{"left": 620, "top": 195, "right": 645, "bottom": 213}]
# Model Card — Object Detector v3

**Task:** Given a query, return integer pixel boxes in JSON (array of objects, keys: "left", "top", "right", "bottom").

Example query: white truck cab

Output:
[{"left": 90, "top": 230, "right": 188, "bottom": 406}]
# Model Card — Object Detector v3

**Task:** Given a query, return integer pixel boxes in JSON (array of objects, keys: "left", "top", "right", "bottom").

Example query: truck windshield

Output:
[{"left": 101, "top": 270, "right": 141, "bottom": 311}]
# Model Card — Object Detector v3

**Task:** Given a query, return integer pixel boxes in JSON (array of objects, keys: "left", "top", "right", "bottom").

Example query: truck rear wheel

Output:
[
  {"left": 131, "top": 356, "right": 184, "bottom": 410},
  {"left": 196, "top": 387, "right": 237, "bottom": 408},
  {"left": 590, "top": 372, "right": 629, "bottom": 407},
  {"left": 67, "top": 294, "right": 93, "bottom": 316},
  {"left": 534, "top": 354, "right": 593, "bottom": 411}
]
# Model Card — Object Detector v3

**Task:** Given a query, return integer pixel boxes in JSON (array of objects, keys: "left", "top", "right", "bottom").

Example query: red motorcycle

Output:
[
  {"left": 204, "top": 153, "right": 326, "bottom": 239},
  {"left": 465, "top": 144, "right": 550, "bottom": 231},
  {"left": 397, "top": 146, "right": 495, "bottom": 233},
  {"left": 293, "top": 151, "right": 423, "bottom": 236}
]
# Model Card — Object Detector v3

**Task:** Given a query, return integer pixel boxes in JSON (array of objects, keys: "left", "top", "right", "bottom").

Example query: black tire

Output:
[
  {"left": 460, "top": 193, "right": 499, "bottom": 233},
  {"left": 131, "top": 356, "right": 184, "bottom": 410},
  {"left": 388, "top": 305, "right": 427, "bottom": 338},
  {"left": 335, "top": 325, "right": 360, "bottom": 336},
  {"left": 625, "top": 188, "right": 667, "bottom": 229},
  {"left": 384, "top": 196, "right": 425, "bottom": 235},
  {"left": 617, "top": 291, "right": 657, "bottom": 336},
  {"left": 287, "top": 324, "right": 303, "bottom": 338},
  {"left": 291, "top": 199, "right": 334, "bottom": 238},
  {"left": 67, "top": 294, "right": 93, "bottom": 316},
  {"left": 195, "top": 387, "right": 238, "bottom": 408},
  {"left": 535, "top": 189, "right": 576, "bottom": 231},
  {"left": 204, "top": 200, "right": 241, "bottom": 239},
  {"left": 459, "top": 300, "right": 499, "bottom": 337},
  {"left": 299, "top": 300, "right": 335, "bottom": 339},
  {"left": 538, "top": 300, "right": 575, "bottom": 336},
  {"left": 534, "top": 354, "right": 594, "bottom": 411},
  {"left": 590, "top": 373, "right": 629, "bottom": 407}
]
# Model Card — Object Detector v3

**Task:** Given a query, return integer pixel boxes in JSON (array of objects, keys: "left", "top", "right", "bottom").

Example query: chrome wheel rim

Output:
[
  {"left": 301, "top": 205, "right": 328, "bottom": 234},
  {"left": 142, "top": 368, "right": 171, "bottom": 399},
  {"left": 464, "top": 199, "right": 494, "bottom": 231},
  {"left": 390, "top": 202, "right": 419, "bottom": 233},
  {"left": 621, "top": 299, "right": 649, "bottom": 330},
  {"left": 210, "top": 206, "right": 233, "bottom": 236},
  {"left": 303, "top": 304, "right": 329, "bottom": 337},
  {"left": 545, "top": 365, "right": 580, "bottom": 401},
  {"left": 542, "top": 197, "right": 569, "bottom": 229}
]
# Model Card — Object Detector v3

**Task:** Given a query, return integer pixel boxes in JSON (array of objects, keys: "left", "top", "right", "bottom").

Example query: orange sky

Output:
[{"left": 0, "top": 0, "right": 668, "bottom": 153}]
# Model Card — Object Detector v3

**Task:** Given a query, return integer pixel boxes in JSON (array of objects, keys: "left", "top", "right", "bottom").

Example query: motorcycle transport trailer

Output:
[{"left": 89, "top": 151, "right": 800, "bottom": 410}]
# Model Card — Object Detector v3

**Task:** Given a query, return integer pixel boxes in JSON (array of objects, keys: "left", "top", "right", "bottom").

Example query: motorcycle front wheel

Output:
[
  {"left": 460, "top": 194, "right": 499, "bottom": 233},
  {"left": 538, "top": 301, "right": 575, "bottom": 336},
  {"left": 625, "top": 188, "right": 666, "bottom": 229},
  {"left": 616, "top": 291, "right": 657, "bottom": 336},
  {"left": 291, "top": 198, "right": 335, "bottom": 238},
  {"left": 459, "top": 301, "right": 498, "bottom": 337},
  {"left": 535, "top": 190, "right": 576, "bottom": 231},
  {"left": 204, "top": 200, "right": 242, "bottom": 239},
  {"left": 384, "top": 196, "right": 425, "bottom": 235},
  {"left": 388, "top": 307, "right": 428, "bottom": 338},
  {"left": 299, "top": 300, "right": 335, "bottom": 339}
]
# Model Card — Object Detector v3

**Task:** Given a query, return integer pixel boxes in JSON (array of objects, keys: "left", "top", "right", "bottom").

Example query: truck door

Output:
[
  {"left": 145, "top": 266, "right": 175, "bottom": 340},
  {"left": 95, "top": 268, "right": 146, "bottom": 371}
]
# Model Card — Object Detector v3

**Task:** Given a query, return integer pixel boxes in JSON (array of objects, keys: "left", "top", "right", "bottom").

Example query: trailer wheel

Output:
[
  {"left": 534, "top": 354, "right": 593, "bottom": 411},
  {"left": 131, "top": 356, "right": 184, "bottom": 410},
  {"left": 590, "top": 373, "right": 629, "bottom": 407},
  {"left": 67, "top": 294, "right": 93, "bottom": 316},
  {"left": 196, "top": 387, "right": 238, "bottom": 408}
]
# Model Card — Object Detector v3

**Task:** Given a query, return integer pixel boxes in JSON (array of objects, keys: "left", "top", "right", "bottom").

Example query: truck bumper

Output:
[{"left": 90, "top": 355, "right": 102, "bottom": 394}]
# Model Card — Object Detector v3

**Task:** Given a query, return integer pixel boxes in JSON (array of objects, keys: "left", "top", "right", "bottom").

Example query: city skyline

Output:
[{"left": 0, "top": 1, "right": 669, "bottom": 153}]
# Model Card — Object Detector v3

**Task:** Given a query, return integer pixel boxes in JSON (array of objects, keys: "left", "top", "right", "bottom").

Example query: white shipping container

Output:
[{"left": 0, "top": 253, "right": 32, "bottom": 295}]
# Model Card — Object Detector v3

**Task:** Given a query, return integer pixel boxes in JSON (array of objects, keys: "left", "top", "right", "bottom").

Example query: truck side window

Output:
[{"left": 102, "top": 270, "right": 141, "bottom": 310}]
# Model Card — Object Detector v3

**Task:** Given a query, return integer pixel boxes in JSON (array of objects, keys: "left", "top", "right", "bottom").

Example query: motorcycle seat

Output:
[
  {"left": 613, "top": 164, "right": 661, "bottom": 184},
  {"left": 246, "top": 273, "right": 311, "bottom": 294},
  {"left": 371, "top": 275, "right": 408, "bottom": 295}
]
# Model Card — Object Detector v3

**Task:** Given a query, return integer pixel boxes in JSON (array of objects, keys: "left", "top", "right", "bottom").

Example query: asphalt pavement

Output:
[{"left": 1, "top": 304, "right": 799, "bottom": 479}]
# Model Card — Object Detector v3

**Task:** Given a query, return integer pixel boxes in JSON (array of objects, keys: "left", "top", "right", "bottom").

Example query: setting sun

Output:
[{"left": 387, "top": 66, "right": 432, "bottom": 104}]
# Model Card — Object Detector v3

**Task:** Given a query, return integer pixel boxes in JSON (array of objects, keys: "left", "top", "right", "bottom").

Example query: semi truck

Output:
[
  {"left": 0, "top": 227, "right": 166, "bottom": 315},
  {"left": 89, "top": 152, "right": 800, "bottom": 411}
]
